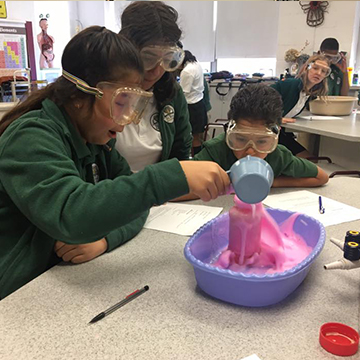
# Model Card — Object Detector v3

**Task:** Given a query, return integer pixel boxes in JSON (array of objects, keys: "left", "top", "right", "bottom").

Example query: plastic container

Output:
[
  {"left": 184, "top": 209, "right": 325, "bottom": 307},
  {"left": 347, "top": 67, "right": 353, "bottom": 86},
  {"left": 352, "top": 73, "right": 358, "bottom": 85},
  {"left": 228, "top": 155, "right": 274, "bottom": 204},
  {"left": 309, "top": 96, "right": 358, "bottom": 116},
  {"left": 319, "top": 322, "right": 359, "bottom": 356}
]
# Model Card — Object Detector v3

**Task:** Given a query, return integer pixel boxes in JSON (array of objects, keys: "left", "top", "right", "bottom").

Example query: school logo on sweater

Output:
[
  {"left": 163, "top": 105, "right": 175, "bottom": 124},
  {"left": 150, "top": 112, "right": 160, "bottom": 131}
]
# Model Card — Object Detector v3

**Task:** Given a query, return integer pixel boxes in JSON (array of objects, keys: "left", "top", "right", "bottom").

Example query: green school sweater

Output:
[
  {"left": 158, "top": 84, "right": 193, "bottom": 161},
  {"left": 327, "top": 65, "right": 343, "bottom": 96},
  {"left": 0, "top": 99, "right": 189, "bottom": 299},
  {"left": 193, "top": 133, "right": 318, "bottom": 178},
  {"left": 270, "top": 78, "right": 308, "bottom": 117}
]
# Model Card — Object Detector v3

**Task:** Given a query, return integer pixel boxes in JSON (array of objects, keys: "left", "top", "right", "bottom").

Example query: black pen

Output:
[
  {"left": 89, "top": 285, "right": 149, "bottom": 324},
  {"left": 318, "top": 196, "right": 325, "bottom": 214}
]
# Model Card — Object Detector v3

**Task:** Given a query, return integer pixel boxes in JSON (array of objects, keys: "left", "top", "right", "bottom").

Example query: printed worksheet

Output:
[
  {"left": 144, "top": 203, "right": 223, "bottom": 236},
  {"left": 240, "top": 355, "right": 262, "bottom": 360},
  {"left": 263, "top": 190, "right": 360, "bottom": 227}
]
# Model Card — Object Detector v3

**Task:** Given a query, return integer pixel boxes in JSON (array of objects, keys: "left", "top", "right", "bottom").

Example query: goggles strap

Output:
[{"left": 62, "top": 70, "right": 103, "bottom": 98}]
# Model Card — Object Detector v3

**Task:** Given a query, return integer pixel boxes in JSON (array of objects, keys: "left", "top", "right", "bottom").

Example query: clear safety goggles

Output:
[
  {"left": 62, "top": 70, "right": 153, "bottom": 125},
  {"left": 307, "top": 61, "right": 331, "bottom": 77},
  {"left": 140, "top": 45, "right": 185, "bottom": 72},
  {"left": 321, "top": 52, "right": 341, "bottom": 65},
  {"left": 226, "top": 120, "right": 279, "bottom": 154}
]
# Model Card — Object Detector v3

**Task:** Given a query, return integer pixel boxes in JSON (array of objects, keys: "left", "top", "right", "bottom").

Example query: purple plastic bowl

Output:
[{"left": 184, "top": 208, "right": 326, "bottom": 307}]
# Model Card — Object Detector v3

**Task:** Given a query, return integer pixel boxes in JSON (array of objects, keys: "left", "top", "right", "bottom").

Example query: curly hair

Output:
[{"left": 228, "top": 84, "right": 283, "bottom": 126}]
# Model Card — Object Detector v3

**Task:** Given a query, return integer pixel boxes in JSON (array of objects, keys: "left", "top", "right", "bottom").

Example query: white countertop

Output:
[
  {"left": 0, "top": 177, "right": 359, "bottom": 360},
  {"left": 284, "top": 111, "right": 360, "bottom": 142}
]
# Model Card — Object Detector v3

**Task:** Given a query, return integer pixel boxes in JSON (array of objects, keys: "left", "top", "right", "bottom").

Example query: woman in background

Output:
[{"left": 271, "top": 54, "right": 330, "bottom": 158}]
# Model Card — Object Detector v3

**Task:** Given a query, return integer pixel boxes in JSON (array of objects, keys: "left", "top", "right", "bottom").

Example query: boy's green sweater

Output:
[{"left": 194, "top": 133, "right": 318, "bottom": 178}]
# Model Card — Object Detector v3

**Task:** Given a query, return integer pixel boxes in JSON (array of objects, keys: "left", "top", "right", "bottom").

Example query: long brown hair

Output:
[
  {"left": 0, "top": 26, "right": 144, "bottom": 136},
  {"left": 297, "top": 54, "right": 330, "bottom": 98},
  {"left": 120, "top": 1, "right": 182, "bottom": 108}
]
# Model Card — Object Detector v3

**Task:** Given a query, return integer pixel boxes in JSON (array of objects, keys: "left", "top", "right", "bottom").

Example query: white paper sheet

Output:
[
  {"left": 240, "top": 355, "right": 262, "bottom": 360},
  {"left": 263, "top": 190, "right": 360, "bottom": 227},
  {"left": 144, "top": 203, "right": 223, "bottom": 236},
  {"left": 297, "top": 115, "right": 342, "bottom": 120}
]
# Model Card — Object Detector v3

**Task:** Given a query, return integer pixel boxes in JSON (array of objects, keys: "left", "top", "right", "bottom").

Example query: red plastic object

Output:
[{"left": 319, "top": 322, "right": 359, "bottom": 356}]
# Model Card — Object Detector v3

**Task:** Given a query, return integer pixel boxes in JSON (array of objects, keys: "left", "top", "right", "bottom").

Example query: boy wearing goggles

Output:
[
  {"left": 319, "top": 37, "right": 349, "bottom": 96},
  {"left": 194, "top": 84, "right": 328, "bottom": 189}
]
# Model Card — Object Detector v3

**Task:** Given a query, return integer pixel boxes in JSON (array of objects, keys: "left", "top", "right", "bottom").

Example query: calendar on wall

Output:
[{"left": 0, "top": 24, "right": 28, "bottom": 77}]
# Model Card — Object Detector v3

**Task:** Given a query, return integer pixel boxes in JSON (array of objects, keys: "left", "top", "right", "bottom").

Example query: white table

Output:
[
  {"left": 1, "top": 177, "right": 359, "bottom": 360},
  {"left": 284, "top": 111, "right": 360, "bottom": 170}
]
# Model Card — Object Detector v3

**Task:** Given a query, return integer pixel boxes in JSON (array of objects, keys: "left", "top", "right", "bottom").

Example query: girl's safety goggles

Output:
[
  {"left": 226, "top": 120, "right": 279, "bottom": 154},
  {"left": 307, "top": 61, "right": 331, "bottom": 77},
  {"left": 321, "top": 52, "right": 342, "bottom": 65},
  {"left": 62, "top": 70, "right": 153, "bottom": 126},
  {"left": 140, "top": 45, "right": 185, "bottom": 72}
]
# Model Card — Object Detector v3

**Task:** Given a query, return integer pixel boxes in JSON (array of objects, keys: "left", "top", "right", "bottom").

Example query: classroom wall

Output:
[
  {"left": 276, "top": 1, "right": 358, "bottom": 76},
  {"left": 77, "top": 1, "right": 105, "bottom": 29},
  {"left": 3, "top": 1, "right": 360, "bottom": 80},
  {"left": 4, "top": 1, "right": 72, "bottom": 80}
]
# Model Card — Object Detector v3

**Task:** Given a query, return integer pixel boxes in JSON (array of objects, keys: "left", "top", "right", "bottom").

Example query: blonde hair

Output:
[{"left": 297, "top": 54, "right": 330, "bottom": 98}]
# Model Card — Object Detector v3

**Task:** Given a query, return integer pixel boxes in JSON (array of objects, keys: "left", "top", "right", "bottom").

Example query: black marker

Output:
[{"left": 89, "top": 285, "right": 149, "bottom": 324}]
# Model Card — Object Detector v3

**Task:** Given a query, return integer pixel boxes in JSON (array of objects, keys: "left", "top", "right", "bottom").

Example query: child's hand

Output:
[
  {"left": 281, "top": 117, "right": 296, "bottom": 124},
  {"left": 180, "top": 161, "right": 230, "bottom": 202},
  {"left": 334, "top": 53, "right": 348, "bottom": 73},
  {"left": 54, "top": 238, "right": 108, "bottom": 264}
]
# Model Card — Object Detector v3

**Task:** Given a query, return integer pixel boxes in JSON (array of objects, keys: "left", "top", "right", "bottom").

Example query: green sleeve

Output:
[
  {"left": 104, "top": 141, "right": 149, "bottom": 251},
  {"left": 193, "top": 147, "right": 214, "bottom": 161},
  {"left": 270, "top": 81, "right": 281, "bottom": 93},
  {"left": 169, "top": 86, "right": 193, "bottom": 160},
  {"left": 193, "top": 133, "right": 236, "bottom": 171},
  {"left": 0, "top": 120, "right": 189, "bottom": 244},
  {"left": 267, "top": 146, "right": 318, "bottom": 178},
  {"left": 203, "top": 77, "right": 212, "bottom": 112},
  {"left": 106, "top": 210, "right": 149, "bottom": 252},
  {"left": 106, "top": 139, "right": 132, "bottom": 179}
]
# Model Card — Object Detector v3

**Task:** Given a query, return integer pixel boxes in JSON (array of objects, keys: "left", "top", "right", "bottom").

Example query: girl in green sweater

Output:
[{"left": 0, "top": 27, "right": 229, "bottom": 299}]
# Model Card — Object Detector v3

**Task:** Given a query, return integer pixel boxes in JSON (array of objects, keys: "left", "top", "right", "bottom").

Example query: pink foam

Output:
[{"left": 213, "top": 197, "right": 312, "bottom": 275}]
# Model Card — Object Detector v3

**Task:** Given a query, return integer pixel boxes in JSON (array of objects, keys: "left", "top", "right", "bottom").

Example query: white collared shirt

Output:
[
  {"left": 115, "top": 95, "right": 162, "bottom": 173},
  {"left": 180, "top": 61, "right": 205, "bottom": 104},
  {"left": 285, "top": 91, "right": 310, "bottom": 118}
]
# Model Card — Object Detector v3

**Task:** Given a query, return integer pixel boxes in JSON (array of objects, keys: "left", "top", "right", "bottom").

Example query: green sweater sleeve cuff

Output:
[{"left": 106, "top": 210, "right": 149, "bottom": 252}]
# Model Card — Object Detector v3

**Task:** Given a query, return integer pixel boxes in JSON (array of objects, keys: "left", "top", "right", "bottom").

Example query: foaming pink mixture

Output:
[{"left": 213, "top": 196, "right": 312, "bottom": 274}]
